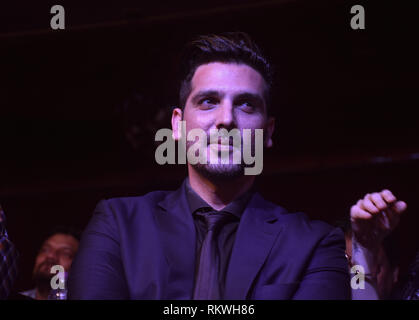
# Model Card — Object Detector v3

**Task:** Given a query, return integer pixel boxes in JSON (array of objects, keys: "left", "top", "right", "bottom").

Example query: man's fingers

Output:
[
  {"left": 380, "top": 189, "right": 397, "bottom": 204},
  {"left": 350, "top": 191, "right": 407, "bottom": 248},
  {"left": 378, "top": 209, "right": 399, "bottom": 231},
  {"left": 373, "top": 201, "right": 406, "bottom": 232},
  {"left": 360, "top": 195, "right": 380, "bottom": 214},
  {"left": 375, "top": 190, "right": 407, "bottom": 214},
  {"left": 369, "top": 192, "right": 388, "bottom": 211},
  {"left": 350, "top": 204, "right": 373, "bottom": 220},
  {"left": 392, "top": 200, "right": 407, "bottom": 214}
]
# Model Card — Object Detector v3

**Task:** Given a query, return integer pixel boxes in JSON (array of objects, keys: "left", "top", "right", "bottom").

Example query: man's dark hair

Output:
[
  {"left": 178, "top": 32, "right": 273, "bottom": 111},
  {"left": 44, "top": 225, "right": 82, "bottom": 243}
]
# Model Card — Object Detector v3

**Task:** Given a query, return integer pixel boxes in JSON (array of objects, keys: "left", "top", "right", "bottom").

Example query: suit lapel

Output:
[
  {"left": 224, "top": 193, "right": 284, "bottom": 299},
  {"left": 155, "top": 180, "right": 196, "bottom": 299}
]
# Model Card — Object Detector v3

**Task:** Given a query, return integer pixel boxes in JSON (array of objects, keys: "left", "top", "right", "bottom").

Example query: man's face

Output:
[
  {"left": 33, "top": 233, "right": 79, "bottom": 280},
  {"left": 172, "top": 62, "right": 274, "bottom": 178}
]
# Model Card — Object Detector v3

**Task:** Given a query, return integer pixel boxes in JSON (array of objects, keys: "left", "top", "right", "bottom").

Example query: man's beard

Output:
[
  {"left": 33, "top": 271, "right": 53, "bottom": 292},
  {"left": 33, "top": 262, "right": 55, "bottom": 290},
  {"left": 193, "top": 161, "right": 245, "bottom": 181},
  {"left": 186, "top": 139, "right": 245, "bottom": 181}
]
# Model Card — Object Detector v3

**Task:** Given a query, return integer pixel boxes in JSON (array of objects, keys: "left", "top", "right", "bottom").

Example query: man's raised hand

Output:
[{"left": 350, "top": 189, "right": 407, "bottom": 249}]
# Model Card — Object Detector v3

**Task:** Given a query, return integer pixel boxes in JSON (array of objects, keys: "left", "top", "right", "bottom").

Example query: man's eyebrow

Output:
[
  {"left": 191, "top": 90, "right": 222, "bottom": 104},
  {"left": 234, "top": 92, "right": 264, "bottom": 105}
]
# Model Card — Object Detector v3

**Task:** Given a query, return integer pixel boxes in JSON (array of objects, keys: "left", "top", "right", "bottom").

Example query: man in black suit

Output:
[{"left": 68, "top": 32, "right": 350, "bottom": 299}]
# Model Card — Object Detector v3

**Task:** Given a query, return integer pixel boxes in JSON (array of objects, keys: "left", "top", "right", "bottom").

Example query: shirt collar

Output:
[{"left": 184, "top": 178, "right": 253, "bottom": 218}]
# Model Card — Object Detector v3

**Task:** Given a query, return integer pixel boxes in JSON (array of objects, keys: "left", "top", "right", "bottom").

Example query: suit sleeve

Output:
[
  {"left": 68, "top": 200, "right": 129, "bottom": 299},
  {"left": 293, "top": 227, "right": 351, "bottom": 300}
]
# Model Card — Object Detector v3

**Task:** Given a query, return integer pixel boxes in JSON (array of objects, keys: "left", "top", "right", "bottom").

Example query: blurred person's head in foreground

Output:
[{"left": 30, "top": 226, "right": 80, "bottom": 299}]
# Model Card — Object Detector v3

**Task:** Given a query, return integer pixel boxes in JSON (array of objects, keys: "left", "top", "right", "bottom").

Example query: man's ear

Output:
[
  {"left": 171, "top": 107, "right": 183, "bottom": 141},
  {"left": 264, "top": 116, "right": 275, "bottom": 148}
]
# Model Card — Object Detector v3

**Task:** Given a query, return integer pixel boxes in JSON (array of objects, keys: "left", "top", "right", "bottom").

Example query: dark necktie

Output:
[
  {"left": 193, "top": 210, "right": 230, "bottom": 300},
  {"left": 0, "top": 206, "right": 19, "bottom": 300}
]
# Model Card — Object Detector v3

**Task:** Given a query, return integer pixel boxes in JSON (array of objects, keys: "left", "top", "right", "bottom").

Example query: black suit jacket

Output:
[{"left": 68, "top": 181, "right": 350, "bottom": 299}]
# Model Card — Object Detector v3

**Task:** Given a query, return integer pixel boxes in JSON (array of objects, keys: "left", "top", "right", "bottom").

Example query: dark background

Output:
[{"left": 0, "top": 0, "right": 418, "bottom": 292}]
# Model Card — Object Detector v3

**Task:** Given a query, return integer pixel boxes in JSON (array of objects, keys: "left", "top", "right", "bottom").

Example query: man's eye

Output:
[
  {"left": 198, "top": 98, "right": 217, "bottom": 109},
  {"left": 238, "top": 102, "right": 254, "bottom": 112}
]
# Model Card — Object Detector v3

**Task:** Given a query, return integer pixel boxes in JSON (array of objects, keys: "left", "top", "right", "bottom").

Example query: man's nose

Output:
[{"left": 215, "top": 102, "right": 236, "bottom": 129}]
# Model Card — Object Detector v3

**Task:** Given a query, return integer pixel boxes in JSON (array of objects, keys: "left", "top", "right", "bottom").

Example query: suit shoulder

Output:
[
  {"left": 264, "top": 199, "right": 335, "bottom": 237},
  {"left": 98, "top": 190, "right": 170, "bottom": 217},
  {"left": 270, "top": 205, "right": 342, "bottom": 247}
]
